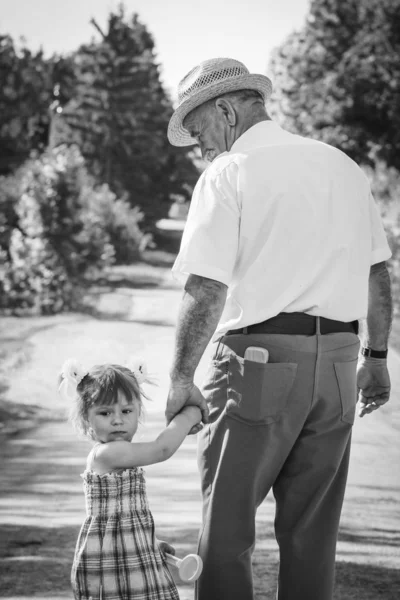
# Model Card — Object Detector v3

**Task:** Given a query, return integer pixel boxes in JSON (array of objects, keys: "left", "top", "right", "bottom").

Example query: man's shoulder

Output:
[
  {"left": 193, "top": 154, "right": 240, "bottom": 198},
  {"left": 294, "top": 132, "right": 359, "bottom": 163},
  {"left": 192, "top": 155, "right": 239, "bottom": 193},
  {"left": 206, "top": 153, "right": 240, "bottom": 178},
  {"left": 284, "top": 131, "right": 367, "bottom": 175}
]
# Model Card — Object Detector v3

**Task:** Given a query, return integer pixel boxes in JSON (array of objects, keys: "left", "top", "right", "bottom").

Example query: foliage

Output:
[
  {"left": 85, "top": 186, "right": 146, "bottom": 264},
  {"left": 0, "top": 8, "right": 199, "bottom": 231},
  {"left": 59, "top": 6, "right": 199, "bottom": 227},
  {"left": 0, "top": 145, "right": 145, "bottom": 314},
  {"left": 0, "top": 34, "right": 76, "bottom": 176},
  {"left": 0, "top": 34, "right": 50, "bottom": 175},
  {"left": 269, "top": 0, "right": 400, "bottom": 169}
]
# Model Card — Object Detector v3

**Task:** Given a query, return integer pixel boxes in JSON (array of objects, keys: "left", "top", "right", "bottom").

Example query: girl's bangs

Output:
[
  {"left": 90, "top": 366, "right": 140, "bottom": 407},
  {"left": 94, "top": 385, "right": 120, "bottom": 406}
]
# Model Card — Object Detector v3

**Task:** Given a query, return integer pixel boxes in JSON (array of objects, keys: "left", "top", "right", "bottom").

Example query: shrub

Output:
[
  {"left": 0, "top": 145, "right": 144, "bottom": 313},
  {"left": 85, "top": 185, "right": 146, "bottom": 265}
]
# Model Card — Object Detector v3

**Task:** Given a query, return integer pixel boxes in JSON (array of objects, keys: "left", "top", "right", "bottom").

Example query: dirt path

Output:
[{"left": 1, "top": 271, "right": 399, "bottom": 599}]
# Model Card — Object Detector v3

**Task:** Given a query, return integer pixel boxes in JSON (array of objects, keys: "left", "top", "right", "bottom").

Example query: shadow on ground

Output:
[
  {"left": 338, "top": 525, "right": 400, "bottom": 548},
  {"left": 0, "top": 524, "right": 76, "bottom": 596},
  {"left": 1, "top": 519, "right": 398, "bottom": 600},
  {"left": 0, "top": 395, "right": 53, "bottom": 441},
  {"left": 252, "top": 551, "right": 400, "bottom": 600},
  {"left": 334, "top": 561, "right": 400, "bottom": 600},
  {"left": 0, "top": 421, "right": 399, "bottom": 600},
  {"left": 0, "top": 422, "right": 201, "bottom": 600},
  {"left": 1, "top": 416, "right": 399, "bottom": 600},
  {"left": 0, "top": 522, "right": 201, "bottom": 599}
]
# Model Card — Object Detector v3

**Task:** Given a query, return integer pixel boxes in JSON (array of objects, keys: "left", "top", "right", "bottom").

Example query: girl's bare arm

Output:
[{"left": 93, "top": 406, "right": 201, "bottom": 472}]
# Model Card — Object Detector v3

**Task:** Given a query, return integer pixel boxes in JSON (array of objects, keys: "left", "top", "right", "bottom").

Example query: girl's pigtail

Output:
[
  {"left": 125, "top": 356, "right": 157, "bottom": 387},
  {"left": 58, "top": 358, "right": 89, "bottom": 402}
]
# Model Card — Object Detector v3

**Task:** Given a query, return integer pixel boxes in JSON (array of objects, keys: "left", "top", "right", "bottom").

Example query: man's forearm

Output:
[
  {"left": 170, "top": 274, "right": 227, "bottom": 384},
  {"left": 362, "top": 261, "right": 393, "bottom": 350}
]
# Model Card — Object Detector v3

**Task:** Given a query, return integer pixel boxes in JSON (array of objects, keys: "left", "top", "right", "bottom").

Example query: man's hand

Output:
[
  {"left": 357, "top": 356, "right": 391, "bottom": 417},
  {"left": 166, "top": 381, "right": 209, "bottom": 432}
]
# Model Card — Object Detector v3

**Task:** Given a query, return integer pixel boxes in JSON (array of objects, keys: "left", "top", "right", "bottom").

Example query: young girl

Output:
[{"left": 58, "top": 357, "right": 201, "bottom": 600}]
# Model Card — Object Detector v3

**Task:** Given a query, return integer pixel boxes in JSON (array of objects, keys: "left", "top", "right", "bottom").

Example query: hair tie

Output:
[
  {"left": 125, "top": 356, "right": 148, "bottom": 385},
  {"left": 58, "top": 358, "right": 88, "bottom": 401}
]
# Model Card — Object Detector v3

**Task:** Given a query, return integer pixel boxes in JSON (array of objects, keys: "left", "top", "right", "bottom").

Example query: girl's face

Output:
[{"left": 87, "top": 390, "right": 140, "bottom": 443}]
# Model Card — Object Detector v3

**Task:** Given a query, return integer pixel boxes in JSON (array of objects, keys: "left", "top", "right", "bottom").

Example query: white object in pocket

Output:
[{"left": 244, "top": 346, "right": 269, "bottom": 363}]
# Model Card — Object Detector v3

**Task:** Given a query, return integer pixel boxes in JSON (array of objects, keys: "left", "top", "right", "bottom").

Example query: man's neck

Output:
[
  {"left": 242, "top": 114, "right": 271, "bottom": 134},
  {"left": 229, "top": 115, "right": 271, "bottom": 151}
]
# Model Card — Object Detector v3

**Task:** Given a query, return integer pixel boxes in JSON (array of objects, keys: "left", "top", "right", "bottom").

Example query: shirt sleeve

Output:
[
  {"left": 172, "top": 161, "right": 240, "bottom": 286},
  {"left": 369, "top": 191, "right": 392, "bottom": 265}
]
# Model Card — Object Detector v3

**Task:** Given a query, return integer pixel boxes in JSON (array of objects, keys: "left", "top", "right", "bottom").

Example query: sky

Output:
[{"left": 0, "top": 0, "right": 311, "bottom": 101}]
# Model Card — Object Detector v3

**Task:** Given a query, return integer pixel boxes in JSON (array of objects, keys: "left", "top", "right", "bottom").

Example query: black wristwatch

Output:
[{"left": 361, "top": 347, "right": 388, "bottom": 359}]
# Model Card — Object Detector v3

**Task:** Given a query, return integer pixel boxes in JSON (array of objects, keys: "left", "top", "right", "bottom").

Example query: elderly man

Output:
[{"left": 165, "top": 58, "right": 392, "bottom": 600}]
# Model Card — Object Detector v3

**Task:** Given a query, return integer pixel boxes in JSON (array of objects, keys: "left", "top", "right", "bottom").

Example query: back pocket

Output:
[
  {"left": 226, "top": 354, "right": 298, "bottom": 426},
  {"left": 334, "top": 358, "right": 358, "bottom": 424}
]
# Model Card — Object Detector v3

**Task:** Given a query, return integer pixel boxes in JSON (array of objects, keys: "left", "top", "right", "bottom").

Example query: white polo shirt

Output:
[{"left": 172, "top": 121, "right": 392, "bottom": 336}]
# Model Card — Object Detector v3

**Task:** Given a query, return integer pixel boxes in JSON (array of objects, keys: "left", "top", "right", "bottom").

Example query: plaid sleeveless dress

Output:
[{"left": 71, "top": 446, "right": 179, "bottom": 600}]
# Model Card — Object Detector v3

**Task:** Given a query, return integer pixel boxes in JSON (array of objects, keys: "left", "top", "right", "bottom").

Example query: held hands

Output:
[
  {"left": 166, "top": 382, "right": 209, "bottom": 434},
  {"left": 180, "top": 405, "right": 203, "bottom": 433},
  {"left": 357, "top": 356, "right": 391, "bottom": 417}
]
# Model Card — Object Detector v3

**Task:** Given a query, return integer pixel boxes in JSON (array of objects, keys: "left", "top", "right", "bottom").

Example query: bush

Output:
[
  {"left": 85, "top": 186, "right": 146, "bottom": 265},
  {"left": 0, "top": 145, "right": 145, "bottom": 314},
  {"left": 2, "top": 229, "right": 74, "bottom": 313}
]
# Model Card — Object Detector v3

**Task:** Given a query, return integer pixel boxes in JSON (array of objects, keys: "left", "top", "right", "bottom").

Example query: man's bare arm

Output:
[
  {"left": 357, "top": 261, "right": 392, "bottom": 417},
  {"left": 166, "top": 274, "right": 227, "bottom": 424},
  {"left": 171, "top": 274, "right": 227, "bottom": 383},
  {"left": 362, "top": 261, "right": 393, "bottom": 350}
]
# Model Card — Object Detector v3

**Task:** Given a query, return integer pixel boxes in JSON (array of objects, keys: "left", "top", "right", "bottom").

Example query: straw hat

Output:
[{"left": 167, "top": 57, "right": 273, "bottom": 147}]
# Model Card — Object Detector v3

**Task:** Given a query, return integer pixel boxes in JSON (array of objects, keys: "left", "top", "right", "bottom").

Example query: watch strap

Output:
[{"left": 361, "top": 347, "right": 388, "bottom": 359}]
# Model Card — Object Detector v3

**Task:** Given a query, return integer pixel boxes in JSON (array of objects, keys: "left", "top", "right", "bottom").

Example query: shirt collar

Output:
[{"left": 230, "top": 120, "right": 287, "bottom": 153}]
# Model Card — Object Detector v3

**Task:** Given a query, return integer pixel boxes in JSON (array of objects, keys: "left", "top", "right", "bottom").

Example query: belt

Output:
[{"left": 226, "top": 312, "right": 359, "bottom": 336}]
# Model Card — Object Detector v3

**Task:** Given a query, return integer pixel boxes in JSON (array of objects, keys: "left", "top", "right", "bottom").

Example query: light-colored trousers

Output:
[{"left": 196, "top": 327, "right": 359, "bottom": 600}]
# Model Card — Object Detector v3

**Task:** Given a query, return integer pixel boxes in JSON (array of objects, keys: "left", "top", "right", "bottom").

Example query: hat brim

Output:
[{"left": 167, "top": 74, "right": 273, "bottom": 147}]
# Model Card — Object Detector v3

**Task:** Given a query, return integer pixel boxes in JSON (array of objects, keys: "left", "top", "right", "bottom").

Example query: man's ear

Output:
[{"left": 215, "top": 98, "right": 237, "bottom": 126}]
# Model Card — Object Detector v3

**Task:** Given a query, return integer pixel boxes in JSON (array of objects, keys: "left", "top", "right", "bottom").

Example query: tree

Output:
[
  {"left": 0, "top": 145, "right": 145, "bottom": 314},
  {"left": 269, "top": 0, "right": 400, "bottom": 169},
  {"left": 60, "top": 5, "right": 199, "bottom": 227},
  {"left": 0, "top": 35, "right": 77, "bottom": 175},
  {"left": 0, "top": 35, "right": 50, "bottom": 175}
]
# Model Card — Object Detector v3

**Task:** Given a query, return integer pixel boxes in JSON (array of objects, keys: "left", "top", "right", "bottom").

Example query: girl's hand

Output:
[
  {"left": 180, "top": 405, "right": 202, "bottom": 433},
  {"left": 181, "top": 405, "right": 203, "bottom": 435},
  {"left": 158, "top": 540, "right": 176, "bottom": 557}
]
